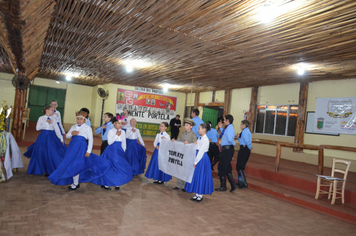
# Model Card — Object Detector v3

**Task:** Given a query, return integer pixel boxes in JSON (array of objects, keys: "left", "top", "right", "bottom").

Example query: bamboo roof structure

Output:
[{"left": 1, "top": 0, "right": 356, "bottom": 92}]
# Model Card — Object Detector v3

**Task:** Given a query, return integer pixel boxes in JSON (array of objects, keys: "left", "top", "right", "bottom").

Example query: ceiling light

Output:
[
  {"left": 297, "top": 68, "right": 305, "bottom": 76},
  {"left": 65, "top": 72, "right": 80, "bottom": 81},
  {"left": 126, "top": 65, "right": 133, "bottom": 73},
  {"left": 55, "top": 81, "right": 60, "bottom": 84},
  {"left": 66, "top": 75, "right": 72, "bottom": 81}
]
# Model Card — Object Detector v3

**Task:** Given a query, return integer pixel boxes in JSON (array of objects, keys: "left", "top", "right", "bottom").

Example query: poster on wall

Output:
[
  {"left": 314, "top": 97, "right": 356, "bottom": 135},
  {"left": 116, "top": 88, "right": 177, "bottom": 124}
]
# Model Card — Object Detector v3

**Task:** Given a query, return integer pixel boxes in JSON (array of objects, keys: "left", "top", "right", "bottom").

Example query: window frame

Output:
[{"left": 254, "top": 104, "right": 297, "bottom": 137}]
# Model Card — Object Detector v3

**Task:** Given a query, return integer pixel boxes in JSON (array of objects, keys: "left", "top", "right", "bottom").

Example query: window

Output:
[{"left": 255, "top": 105, "right": 298, "bottom": 136}]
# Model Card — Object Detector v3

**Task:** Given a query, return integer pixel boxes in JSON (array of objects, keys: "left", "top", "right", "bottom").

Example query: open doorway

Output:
[{"left": 202, "top": 106, "right": 223, "bottom": 127}]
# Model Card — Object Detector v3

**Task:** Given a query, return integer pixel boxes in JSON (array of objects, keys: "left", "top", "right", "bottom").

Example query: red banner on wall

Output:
[{"left": 116, "top": 88, "right": 177, "bottom": 124}]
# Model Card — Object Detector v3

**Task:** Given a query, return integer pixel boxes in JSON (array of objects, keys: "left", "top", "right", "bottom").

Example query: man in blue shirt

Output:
[
  {"left": 191, "top": 108, "right": 204, "bottom": 138},
  {"left": 95, "top": 112, "right": 114, "bottom": 154},
  {"left": 216, "top": 114, "right": 237, "bottom": 192},
  {"left": 236, "top": 120, "right": 252, "bottom": 189}
]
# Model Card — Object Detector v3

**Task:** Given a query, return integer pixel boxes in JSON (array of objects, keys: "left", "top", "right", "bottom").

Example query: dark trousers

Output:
[
  {"left": 236, "top": 146, "right": 251, "bottom": 171},
  {"left": 208, "top": 142, "right": 220, "bottom": 163},
  {"left": 171, "top": 131, "right": 179, "bottom": 140},
  {"left": 218, "top": 145, "right": 235, "bottom": 176},
  {"left": 100, "top": 140, "right": 109, "bottom": 155}
]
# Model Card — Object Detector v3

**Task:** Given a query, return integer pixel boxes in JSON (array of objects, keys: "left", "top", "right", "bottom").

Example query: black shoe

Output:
[
  {"left": 237, "top": 170, "right": 248, "bottom": 189},
  {"left": 190, "top": 196, "right": 197, "bottom": 201},
  {"left": 115, "top": 187, "right": 120, "bottom": 190},
  {"left": 172, "top": 187, "right": 180, "bottom": 190},
  {"left": 227, "top": 172, "right": 237, "bottom": 192},
  {"left": 153, "top": 180, "right": 159, "bottom": 184},
  {"left": 181, "top": 189, "right": 187, "bottom": 192},
  {"left": 102, "top": 186, "right": 111, "bottom": 190},
  {"left": 196, "top": 197, "right": 203, "bottom": 202},
  {"left": 43, "top": 174, "right": 49, "bottom": 177},
  {"left": 157, "top": 181, "right": 164, "bottom": 184},
  {"left": 215, "top": 187, "right": 227, "bottom": 191},
  {"left": 67, "top": 184, "right": 80, "bottom": 191}
]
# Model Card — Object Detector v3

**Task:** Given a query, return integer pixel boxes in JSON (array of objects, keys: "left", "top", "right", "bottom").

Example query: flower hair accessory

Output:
[{"left": 116, "top": 115, "right": 124, "bottom": 123}]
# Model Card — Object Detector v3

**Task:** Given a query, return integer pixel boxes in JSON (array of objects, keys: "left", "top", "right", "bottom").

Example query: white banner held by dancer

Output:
[
  {"left": 314, "top": 97, "right": 356, "bottom": 135},
  {"left": 158, "top": 139, "right": 196, "bottom": 183}
]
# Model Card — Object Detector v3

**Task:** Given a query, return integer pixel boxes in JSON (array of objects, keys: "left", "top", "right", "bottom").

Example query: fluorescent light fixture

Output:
[
  {"left": 55, "top": 81, "right": 60, "bottom": 84},
  {"left": 66, "top": 75, "right": 72, "bottom": 81},
  {"left": 122, "top": 59, "right": 153, "bottom": 69},
  {"left": 163, "top": 84, "right": 169, "bottom": 92}
]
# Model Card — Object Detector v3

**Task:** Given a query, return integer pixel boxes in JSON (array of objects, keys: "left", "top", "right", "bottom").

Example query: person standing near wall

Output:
[
  {"left": 191, "top": 108, "right": 204, "bottom": 138},
  {"left": 215, "top": 114, "right": 236, "bottom": 192},
  {"left": 236, "top": 120, "right": 252, "bottom": 189},
  {"left": 50, "top": 100, "right": 66, "bottom": 136},
  {"left": 122, "top": 109, "right": 131, "bottom": 132},
  {"left": 169, "top": 114, "right": 181, "bottom": 139}
]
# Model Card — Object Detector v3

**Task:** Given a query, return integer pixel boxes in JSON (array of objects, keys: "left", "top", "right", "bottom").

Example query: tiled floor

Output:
[{"left": 1, "top": 146, "right": 356, "bottom": 236}]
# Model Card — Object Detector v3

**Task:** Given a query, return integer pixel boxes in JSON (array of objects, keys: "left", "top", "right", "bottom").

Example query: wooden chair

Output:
[
  {"left": 315, "top": 159, "right": 351, "bottom": 204},
  {"left": 22, "top": 108, "right": 31, "bottom": 140}
]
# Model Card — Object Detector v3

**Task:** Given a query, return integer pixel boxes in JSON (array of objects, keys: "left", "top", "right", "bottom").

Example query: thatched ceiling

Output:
[{"left": 1, "top": 0, "right": 356, "bottom": 92}]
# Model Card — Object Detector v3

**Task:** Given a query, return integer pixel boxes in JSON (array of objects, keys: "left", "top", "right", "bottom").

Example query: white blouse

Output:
[
  {"left": 122, "top": 117, "right": 132, "bottom": 130},
  {"left": 51, "top": 110, "right": 65, "bottom": 134},
  {"left": 66, "top": 124, "right": 93, "bottom": 153},
  {"left": 108, "top": 128, "right": 126, "bottom": 151},
  {"left": 195, "top": 134, "right": 209, "bottom": 165},
  {"left": 153, "top": 131, "right": 170, "bottom": 148},
  {"left": 126, "top": 127, "right": 145, "bottom": 146},
  {"left": 36, "top": 115, "right": 63, "bottom": 142}
]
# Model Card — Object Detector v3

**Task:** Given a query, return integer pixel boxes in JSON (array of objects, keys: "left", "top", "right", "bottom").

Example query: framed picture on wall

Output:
[{"left": 305, "top": 111, "right": 339, "bottom": 136}]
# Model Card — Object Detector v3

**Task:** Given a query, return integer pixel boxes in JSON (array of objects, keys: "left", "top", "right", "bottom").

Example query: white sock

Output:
[
  {"left": 196, "top": 194, "right": 203, "bottom": 198},
  {"left": 72, "top": 174, "right": 79, "bottom": 187}
]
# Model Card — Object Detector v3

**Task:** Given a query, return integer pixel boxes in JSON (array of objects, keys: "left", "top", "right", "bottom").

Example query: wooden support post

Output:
[
  {"left": 275, "top": 143, "right": 281, "bottom": 172},
  {"left": 212, "top": 91, "right": 216, "bottom": 103},
  {"left": 294, "top": 82, "right": 308, "bottom": 152},
  {"left": 318, "top": 145, "right": 324, "bottom": 175},
  {"left": 223, "top": 89, "right": 231, "bottom": 116},
  {"left": 248, "top": 86, "right": 258, "bottom": 132},
  {"left": 11, "top": 88, "right": 27, "bottom": 141},
  {"left": 194, "top": 92, "right": 199, "bottom": 109},
  {"left": 183, "top": 93, "right": 188, "bottom": 119}
]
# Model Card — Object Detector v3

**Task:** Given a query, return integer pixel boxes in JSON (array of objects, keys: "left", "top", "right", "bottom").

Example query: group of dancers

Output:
[{"left": 25, "top": 101, "right": 252, "bottom": 202}]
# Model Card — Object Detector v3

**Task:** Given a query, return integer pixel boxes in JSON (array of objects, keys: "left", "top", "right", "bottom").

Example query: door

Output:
[
  {"left": 202, "top": 107, "right": 218, "bottom": 127},
  {"left": 28, "top": 85, "right": 66, "bottom": 121}
]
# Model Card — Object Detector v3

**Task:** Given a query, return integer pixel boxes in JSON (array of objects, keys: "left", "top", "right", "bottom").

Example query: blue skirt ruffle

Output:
[
  {"left": 25, "top": 130, "right": 66, "bottom": 176},
  {"left": 184, "top": 151, "right": 214, "bottom": 195},
  {"left": 91, "top": 141, "right": 133, "bottom": 186},
  {"left": 145, "top": 148, "right": 172, "bottom": 182},
  {"left": 48, "top": 136, "right": 111, "bottom": 185},
  {"left": 125, "top": 139, "right": 147, "bottom": 175}
]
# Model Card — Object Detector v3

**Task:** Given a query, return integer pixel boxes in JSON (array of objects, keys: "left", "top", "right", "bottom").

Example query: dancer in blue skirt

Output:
[
  {"left": 184, "top": 123, "right": 214, "bottom": 202},
  {"left": 145, "top": 122, "right": 172, "bottom": 184},
  {"left": 48, "top": 112, "right": 111, "bottom": 190},
  {"left": 25, "top": 105, "right": 66, "bottom": 176},
  {"left": 125, "top": 118, "right": 147, "bottom": 175},
  {"left": 92, "top": 116, "right": 133, "bottom": 190}
]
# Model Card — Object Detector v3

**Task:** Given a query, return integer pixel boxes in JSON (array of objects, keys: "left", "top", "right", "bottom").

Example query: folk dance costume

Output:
[
  {"left": 122, "top": 117, "right": 131, "bottom": 132},
  {"left": 206, "top": 128, "right": 219, "bottom": 170},
  {"left": 48, "top": 123, "right": 111, "bottom": 188},
  {"left": 25, "top": 115, "right": 66, "bottom": 176},
  {"left": 92, "top": 128, "right": 133, "bottom": 189},
  {"left": 125, "top": 127, "right": 147, "bottom": 175},
  {"left": 95, "top": 121, "right": 113, "bottom": 154},
  {"left": 145, "top": 132, "right": 172, "bottom": 183},
  {"left": 51, "top": 110, "right": 65, "bottom": 136},
  {"left": 184, "top": 135, "right": 214, "bottom": 201},
  {"left": 236, "top": 127, "right": 252, "bottom": 188}
]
